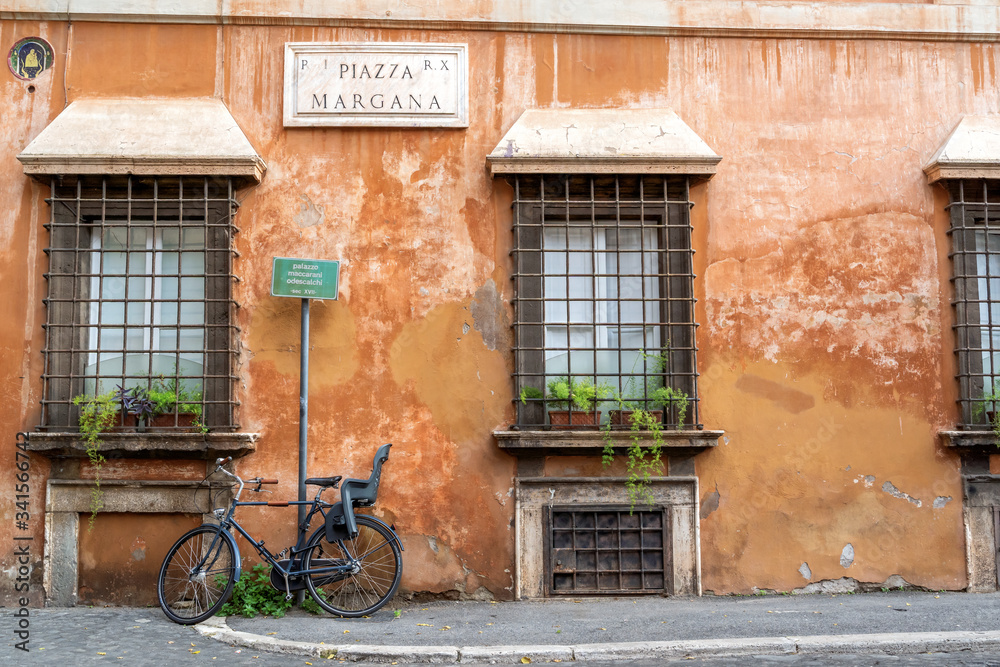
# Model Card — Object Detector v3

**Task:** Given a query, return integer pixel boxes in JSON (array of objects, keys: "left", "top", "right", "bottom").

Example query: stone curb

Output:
[{"left": 194, "top": 618, "right": 1000, "bottom": 663}]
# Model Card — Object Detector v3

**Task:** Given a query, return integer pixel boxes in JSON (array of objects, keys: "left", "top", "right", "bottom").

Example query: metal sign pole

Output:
[
  {"left": 299, "top": 297, "right": 310, "bottom": 544},
  {"left": 297, "top": 297, "right": 309, "bottom": 606},
  {"left": 269, "top": 256, "right": 339, "bottom": 607}
]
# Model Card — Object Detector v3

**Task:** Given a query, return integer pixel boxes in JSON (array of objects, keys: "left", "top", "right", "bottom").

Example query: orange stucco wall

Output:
[{"left": 1, "top": 13, "right": 992, "bottom": 603}]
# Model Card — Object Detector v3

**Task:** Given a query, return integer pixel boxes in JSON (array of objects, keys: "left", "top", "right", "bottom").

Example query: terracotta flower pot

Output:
[
  {"left": 548, "top": 410, "right": 600, "bottom": 430},
  {"left": 607, "top": 409, "right": 664, "bottom": 428},
  {"left": 148, "top": 413, "right": 199, "bottom": 430}
]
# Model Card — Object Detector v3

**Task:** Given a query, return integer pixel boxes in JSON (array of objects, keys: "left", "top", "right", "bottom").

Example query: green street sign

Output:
[{"left": 271, "top": 257, "right": 340, "bottom": 300}]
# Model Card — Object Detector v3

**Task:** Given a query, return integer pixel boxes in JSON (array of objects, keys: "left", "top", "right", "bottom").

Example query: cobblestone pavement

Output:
[{"left": 2, "top": 607, "right": 308, "bottom": 666}]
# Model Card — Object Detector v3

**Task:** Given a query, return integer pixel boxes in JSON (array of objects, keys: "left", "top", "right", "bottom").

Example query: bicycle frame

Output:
[{"left": 192, "top": 465, "right": 376, "bottom": 596}]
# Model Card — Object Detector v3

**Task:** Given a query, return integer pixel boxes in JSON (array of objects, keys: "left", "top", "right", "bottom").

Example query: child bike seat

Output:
[{"left": 326, "top": 443, "right": 391, "bottom": 540}]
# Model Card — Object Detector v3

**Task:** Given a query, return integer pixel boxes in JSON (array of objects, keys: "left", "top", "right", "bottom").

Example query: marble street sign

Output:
[{"left": 284, "top": 42, "right": 468, "bottom": 128}]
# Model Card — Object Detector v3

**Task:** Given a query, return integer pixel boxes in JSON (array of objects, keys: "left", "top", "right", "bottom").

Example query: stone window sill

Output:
[
  {"left": 494, "top": 428, "right": 723, "bottom": 456},
  {"left": 939, "top": 431, "right": 1000, "bottom": 449},
  {"left": 26, "top": 432, "right": 259, "bottom": 459}
]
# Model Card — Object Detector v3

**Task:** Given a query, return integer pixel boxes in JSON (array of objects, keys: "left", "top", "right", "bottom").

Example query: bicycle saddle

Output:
[{"left": 304, "top": 475, "right": 342, "bottom": 488}]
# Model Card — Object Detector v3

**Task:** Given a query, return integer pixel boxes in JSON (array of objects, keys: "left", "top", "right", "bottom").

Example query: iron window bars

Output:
[
  {"left": 948, "top": 179, "right": 1000, "bottom": 430},
  {"left": 40, "top": 175, "right": 240, "bottom": 431},
  {"left": 511, "top": 174, "right": 700, "bottom": 429}
]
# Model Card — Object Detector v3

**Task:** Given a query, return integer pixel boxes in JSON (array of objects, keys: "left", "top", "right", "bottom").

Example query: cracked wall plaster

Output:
[
  {"left": 799, "top": 562, "right": 812, "bottom": 580},
  {"left": 700, "top": 485, "right": 721, "bottom": 520},
  {"left": 293, "top": 193, "right": 325, "bottom": 227},
  {"left": 470, "top": 280, "right": 509, "bottom": 351},
  {"left": 882, "top": 481, "right": 922, "bottom": 507},
  {"left": 933, "top": 496, "right": 952, "bottom": 509},
  {"left": 840, "top": 543, "right": 855, "bottom": 568}
]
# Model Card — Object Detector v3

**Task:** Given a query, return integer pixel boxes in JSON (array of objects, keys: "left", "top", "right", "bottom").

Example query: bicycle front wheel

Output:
[
  {"left": 303, "top": 515, "right": 402, "bottom": 617},
  {"left": 157, "top": 525, "right": 236, "bottom": 625}
]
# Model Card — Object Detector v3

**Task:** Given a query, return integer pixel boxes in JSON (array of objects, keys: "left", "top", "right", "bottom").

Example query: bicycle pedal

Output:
[{"left": 285, "top": 593, "right": 293, "bottom": 601}]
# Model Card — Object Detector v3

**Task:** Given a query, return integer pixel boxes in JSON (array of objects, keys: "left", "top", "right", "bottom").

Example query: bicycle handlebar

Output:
[{"left": 212, "top": 458, "right": 280, "bottom": 504}]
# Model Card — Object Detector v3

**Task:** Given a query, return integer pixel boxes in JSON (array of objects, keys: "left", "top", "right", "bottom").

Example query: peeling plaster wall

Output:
[{"left": 1, "top": 10, "right": 990, "bottom": 602}]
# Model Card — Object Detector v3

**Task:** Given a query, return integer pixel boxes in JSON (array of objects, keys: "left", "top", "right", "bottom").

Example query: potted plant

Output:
[
  {"left": 147, "top": 378, "right": 205, "bottom": 431},
  {"left": 607, "top": 351, "right": 689, "bottom": 429},
  {"left": 115, "top": 379, "right": 206, "bottom": 431},
  {"left": 519, "top": 378, "right": 610, "bottom": 429},
  {"left": 545, "top": 376, "right": 610, "bottom": 429},
  {"left": 71, "top": 390, "right": 120, "bottom": 528},
  {"left": 972, "top": 378, "right": 1000, "bottom": 444},
  {"left": 116, "top": 385, "right": 156, "bottom": 430}
]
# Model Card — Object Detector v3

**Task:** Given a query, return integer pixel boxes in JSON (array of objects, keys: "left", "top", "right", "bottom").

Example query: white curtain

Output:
[
  {"left": 542, "top": 225, "right": 660, "bottom": 384},
  {"left": 86, "top": 225, "right": 206, "bottom": 394}
]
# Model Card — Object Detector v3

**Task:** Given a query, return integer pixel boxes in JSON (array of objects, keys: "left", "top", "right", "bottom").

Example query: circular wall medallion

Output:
[{"left": 8, "top": 37, "right": 53, "bottom": 81}]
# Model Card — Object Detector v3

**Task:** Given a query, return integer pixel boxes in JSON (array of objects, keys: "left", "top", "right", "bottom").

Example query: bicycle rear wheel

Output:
[
  {"left": 158, "top": 525, "right": 236, "bottom": 625},
  {"left": 303, "top": 515, "right": 402, "bottom": 617}
]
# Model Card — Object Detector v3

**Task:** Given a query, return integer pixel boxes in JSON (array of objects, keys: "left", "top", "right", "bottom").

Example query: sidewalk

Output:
[{"left": 199, "top": 591, "right": 1000, "bottom": 663}]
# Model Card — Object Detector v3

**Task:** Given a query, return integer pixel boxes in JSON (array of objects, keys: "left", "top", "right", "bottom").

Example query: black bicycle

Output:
[{"left": 157, "top": 443, "right": 402, "bottom": 624}]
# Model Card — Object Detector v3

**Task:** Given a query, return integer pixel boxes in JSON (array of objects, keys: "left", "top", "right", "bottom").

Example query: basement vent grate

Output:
[{"left": 545, "top": 505, "right": 671, "bottom": 595}]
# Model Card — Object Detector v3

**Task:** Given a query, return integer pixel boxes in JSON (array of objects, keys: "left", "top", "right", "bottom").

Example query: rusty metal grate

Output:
[
  {"left": 509, "top": 174, "right": 699, "bottom": 430},
  {"left": 545, "top": 506, "right": 671, "bottom": 595},
  {"left": 39, "top": 175, "right": 241, "bottom": 431},
  {"left": 947, "top": 179, "right": 1000, "bottom": 430}
]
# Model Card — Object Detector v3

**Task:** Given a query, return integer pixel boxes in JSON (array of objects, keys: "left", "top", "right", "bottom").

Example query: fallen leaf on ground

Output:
[
  {"left": 416, "top": 623, "right": 432, "bottom": 626},
  {"left": 521, "top": 658, "right": 531, "bottom": 664}
]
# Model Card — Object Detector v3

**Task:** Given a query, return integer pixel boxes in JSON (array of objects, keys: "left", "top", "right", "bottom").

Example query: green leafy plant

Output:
[
  {"left": 148, "top": 377, "right": 207, "bottom": 432},
  {"left": 972, "top": 378, "right": 1000, "bottom": 445},
  {"left": 521, "top": 378, "right": 612, "bottom": 428},
  {"left": 300, "top": 592, "right": 325, "bottom": 615},
  {"left": 519, "top": 385, "right": 544, "bottom": 404},
  {"left": 545, "top": 376, "right": 607, "bottom": 411},
  {"left": 112, "top": 378, "right": 207, "bottom": 432},
  {"left": 602, "top": 350, "right": 689, "bottom": 511},
  {"left": 72, "top": 390, "right": 120, "bottom": 529},
  {"left": 216, "top": 562, "right": 325, "bottom": 618}
]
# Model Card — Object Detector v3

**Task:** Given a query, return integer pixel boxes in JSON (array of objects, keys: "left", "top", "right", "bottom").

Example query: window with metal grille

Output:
[
  {"left": 545, "top": 506, "right": 671, "bottom": 595},
  {"left": 40, "top": 175, "right": 240, "bottom": 431},
  {"left": 948, "top": 179, "right": 1000, "bottom": 430},
  {"left": 511, "top": 174, "right": 699, "bottom": 429}
]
